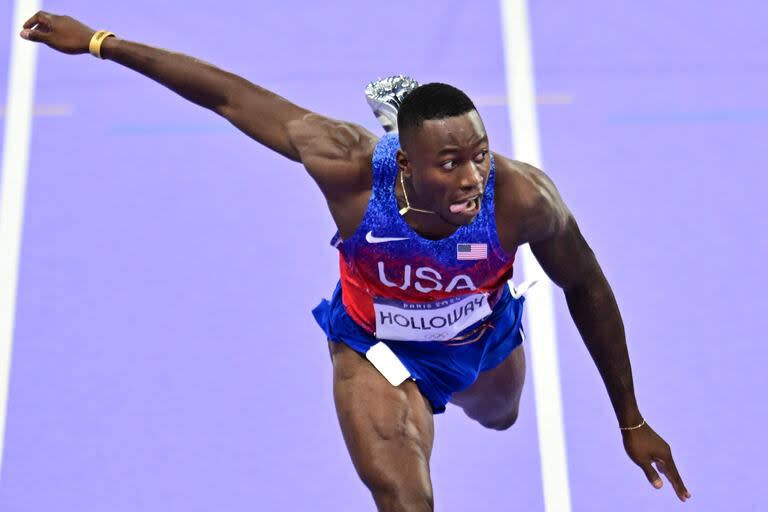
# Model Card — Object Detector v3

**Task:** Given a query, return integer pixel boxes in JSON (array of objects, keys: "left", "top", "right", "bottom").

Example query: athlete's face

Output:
[{"left": 398, "top": 110, "right": 490, "bottom": 227}]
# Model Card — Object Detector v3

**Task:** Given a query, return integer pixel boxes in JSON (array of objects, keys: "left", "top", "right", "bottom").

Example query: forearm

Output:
[
  {"left": 100, "top": 37, "right": 306, "bottom": 158},
  {"left": 564, "top": 272, "right": 642, "bottom": 427},
  {"left": 101, "top": 37, "right": 241, "bottom": 113}
]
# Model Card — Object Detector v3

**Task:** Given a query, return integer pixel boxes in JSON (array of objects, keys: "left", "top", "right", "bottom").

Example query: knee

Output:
[
  {"left": 364, "top": 476, "right": 434, "bottom": 512},
  {"left": 479, "top": 407, "right": 519, "bottom": 431}
]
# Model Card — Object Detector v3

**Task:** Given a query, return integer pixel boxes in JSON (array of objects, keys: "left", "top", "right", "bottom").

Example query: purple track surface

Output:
[{"left": 0, "top": 1, "right": 765, "bottom": 510}]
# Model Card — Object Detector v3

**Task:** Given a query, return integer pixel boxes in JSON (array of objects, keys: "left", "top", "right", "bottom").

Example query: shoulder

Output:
[
  {"left": 493, "top": 153, "right": 570, "bottom": 246},
  {"left": 287, "top": 114, "right": 378, "bottom": 200}
]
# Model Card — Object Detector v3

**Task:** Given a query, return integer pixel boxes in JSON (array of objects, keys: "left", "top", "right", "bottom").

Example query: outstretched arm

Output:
[
  {"left": 20, "top": 11, "right": 376, "bottom": 198},
  {"left": 513, "top": 164, "right": 691, "bottom": 502}
]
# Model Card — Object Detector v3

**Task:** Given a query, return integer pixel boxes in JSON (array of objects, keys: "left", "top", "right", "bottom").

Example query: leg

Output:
[
  {"left": 330, "top": 341, "right": 435, "bottom": 512},
  {"left": 449, "top": 344, "right": 526, "bottom": 431}
]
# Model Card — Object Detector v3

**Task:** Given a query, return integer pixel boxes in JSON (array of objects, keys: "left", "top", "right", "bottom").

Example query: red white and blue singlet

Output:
[
  {"left": 333, "top": 133, "right": 515, "bottom": 343},
  {"left": 313, "top": 133, "right": 526, "bottom": 412}
]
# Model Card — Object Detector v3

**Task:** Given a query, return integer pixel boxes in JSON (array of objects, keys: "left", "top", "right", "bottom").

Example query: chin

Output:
[
  {"left": 440, "top": 211, "right": 479, "bottom": 227},
  {"left": 457, "top": 214, "right": 480, "bottom": 226}
]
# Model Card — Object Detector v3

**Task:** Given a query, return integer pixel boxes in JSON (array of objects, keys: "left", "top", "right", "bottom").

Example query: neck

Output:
[
  {"left": 397, "top": 171, "right": 465, "bottom": 239},
  {"left": 398, "top": 170, "right": 435, "bottom": 216}
]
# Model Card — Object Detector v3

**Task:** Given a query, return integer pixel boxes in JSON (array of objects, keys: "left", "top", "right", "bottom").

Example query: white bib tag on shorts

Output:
[
  {"left": 365, "top": 342, "right": 411, "bottom": 386},
  {"left": 373, "top": 293, "right": 492, "bottom": 342}
]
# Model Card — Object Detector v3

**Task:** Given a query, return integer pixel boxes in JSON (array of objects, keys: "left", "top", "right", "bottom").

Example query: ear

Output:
[{"left": 396, "top": 149, "right": 411, "bottom": 178}]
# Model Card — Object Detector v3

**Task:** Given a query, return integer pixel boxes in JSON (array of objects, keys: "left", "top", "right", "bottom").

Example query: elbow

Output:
[
  {"left": 212, "top": 85, "right": 240, "bottom": 119},
  {"left": 211, "top": 73, "right": 250, "bottom": 117},
  {"left": 562, "top": 264, "right": 605, "bottom": 297}
]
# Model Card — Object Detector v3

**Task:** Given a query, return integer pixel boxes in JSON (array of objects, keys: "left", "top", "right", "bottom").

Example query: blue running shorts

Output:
[{"left": 313, "top": 282, "right": 525, "bottom": 413}]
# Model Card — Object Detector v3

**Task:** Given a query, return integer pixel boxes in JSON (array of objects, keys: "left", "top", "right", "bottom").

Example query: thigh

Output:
[
  {"left": 449, "top": 343, "right": 526, "bottom": 427},
  {"left": 329, "top": 341, "right": 435, "bottom": 511}
]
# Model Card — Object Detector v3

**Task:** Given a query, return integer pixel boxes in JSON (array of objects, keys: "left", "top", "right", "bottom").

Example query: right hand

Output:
[
  {"left": 622, "top": 422, "right": 691, "bottom": 502},
  {"left": 19, "top": 11, "right": 96, "bottom": 55}
]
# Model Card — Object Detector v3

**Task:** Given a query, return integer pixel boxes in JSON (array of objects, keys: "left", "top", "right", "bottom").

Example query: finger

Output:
[
  {"left": 640, "top": 462, "right": 663, "bottom": 489},
  {"left": 20, "top": 27, "right": 48, "bottom": 42},
  {"left": 22, "top": 12, "right": 42, "bottom": 29},
  {"left": 23, "top": 11, "right": 53, "bottom": 30},
  {"left": 655, "top": 457, "right": 691, "bottom": 501}
]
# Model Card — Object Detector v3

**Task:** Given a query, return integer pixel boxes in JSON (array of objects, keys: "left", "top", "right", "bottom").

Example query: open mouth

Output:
[{"left": 449, "top": 194, "right": 482, "bottom": 215}]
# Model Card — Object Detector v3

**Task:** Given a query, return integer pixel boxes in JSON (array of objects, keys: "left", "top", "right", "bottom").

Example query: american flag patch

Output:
[{"left": 457, "top": 243, "right": 487, "bottom": 260}]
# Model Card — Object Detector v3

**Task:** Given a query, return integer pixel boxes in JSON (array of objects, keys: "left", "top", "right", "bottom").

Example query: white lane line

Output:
[
  {"left": 499, "top": 1, "right": 572, "bottom": 511},
  {"left": 0, "top": 0, "right": 41, "bottom": 479}
]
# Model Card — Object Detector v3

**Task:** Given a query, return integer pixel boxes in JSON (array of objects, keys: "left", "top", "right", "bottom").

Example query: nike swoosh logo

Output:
[{"left": 365, "top": 231, "right": 409, "bottom": 244}]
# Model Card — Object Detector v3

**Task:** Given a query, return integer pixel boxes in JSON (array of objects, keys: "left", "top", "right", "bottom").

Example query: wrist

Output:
[
  {"left": 88, "top": 30, "right": 115, "bottom": 59},
  {"left": 616, "top": 405, "right": 643, "bottom": 429},
  {"left": 100, "top": 36, "right": 118, "bottom": 59},
  {"left": 611, "top": 391, "right": 642, "bottom": 426},
  {"left": 619, "top": 417, "right": 645, "bottom": 432}
]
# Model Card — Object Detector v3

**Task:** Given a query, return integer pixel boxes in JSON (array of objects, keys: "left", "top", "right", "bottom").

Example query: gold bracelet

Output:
[
  {"left": 89, "top": 30, "right": 116, "bottom": 59},
  {"left": 620, "top": 418, "right": 646, "bottom": 431}
]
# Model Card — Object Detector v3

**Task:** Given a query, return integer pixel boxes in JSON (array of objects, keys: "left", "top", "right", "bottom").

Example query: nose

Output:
[{"left": 457, "top": 161, "right": 483, "bottom": 193}]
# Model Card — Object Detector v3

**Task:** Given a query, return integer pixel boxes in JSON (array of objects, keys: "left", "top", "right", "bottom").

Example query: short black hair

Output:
[{"left": 397, "top": 83, "right": 477, "bottom": 146}]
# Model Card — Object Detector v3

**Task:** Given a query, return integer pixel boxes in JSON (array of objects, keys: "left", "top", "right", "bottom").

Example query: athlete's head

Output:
[{"left": 396, "top": 83, "right": 490, "bottom": 227}]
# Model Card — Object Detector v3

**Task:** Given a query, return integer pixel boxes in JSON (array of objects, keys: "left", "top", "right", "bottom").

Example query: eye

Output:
[
  {"left": 441, "top": 160, "right": 457, "bottom": 170},
  {"left": 474, "top": 150, "right": 488, "bottom": 163}
]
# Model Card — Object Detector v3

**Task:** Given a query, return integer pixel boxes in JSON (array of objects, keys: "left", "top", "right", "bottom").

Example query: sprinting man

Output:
[{"left": 20, "top": 11, "right": 690, "bottom": 510}]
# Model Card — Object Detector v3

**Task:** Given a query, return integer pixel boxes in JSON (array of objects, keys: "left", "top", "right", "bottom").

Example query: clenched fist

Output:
[{"left": 19, "top": 11, "right": 96, "bottom": 55}]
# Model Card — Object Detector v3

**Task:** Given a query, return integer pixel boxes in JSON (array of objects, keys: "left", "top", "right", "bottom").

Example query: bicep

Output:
[{"left": 504, "top": 160, "right": 600, "bottom": 290}]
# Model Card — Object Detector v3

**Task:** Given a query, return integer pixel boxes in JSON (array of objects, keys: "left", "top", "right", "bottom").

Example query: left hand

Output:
[{"left": 622, "top": 422, "right": 691, "bottom": 502}]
